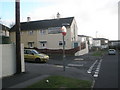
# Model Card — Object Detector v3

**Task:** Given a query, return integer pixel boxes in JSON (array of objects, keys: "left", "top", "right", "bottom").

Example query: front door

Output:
[{"left": 74, "top": 42, "right": 78, "bottom": 48}]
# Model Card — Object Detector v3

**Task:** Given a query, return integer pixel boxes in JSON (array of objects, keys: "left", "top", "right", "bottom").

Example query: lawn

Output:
[
  {"left": 27, "top": 75, "right": 92, "bottom": 88},
  {"left": 92, "top": 50, "right": 107, "bottom": 56}
]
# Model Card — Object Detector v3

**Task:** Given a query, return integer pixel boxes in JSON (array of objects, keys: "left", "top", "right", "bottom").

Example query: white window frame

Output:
[
  {"left": 59, "top": 41, "right": 63, "bottom": 46},
  {"left": 39, "top": 41, "right": 47, "bottom": 49},
  {"left": 41, "top": 43, "right": 46, "bottom": 47},
  {"left": 28, "top": 42, "right": 34, "bottom": 48},
  {"left": 59, "top": 41, "right": 66, "bottom": 46}
]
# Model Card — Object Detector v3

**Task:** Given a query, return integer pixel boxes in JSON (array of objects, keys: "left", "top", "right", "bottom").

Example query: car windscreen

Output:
[
  {"left": 109, "top": 50, "right": 115, "bottom": 51},
  {"left": 32, "top": 50, "right": 39, "bottom": 54}
]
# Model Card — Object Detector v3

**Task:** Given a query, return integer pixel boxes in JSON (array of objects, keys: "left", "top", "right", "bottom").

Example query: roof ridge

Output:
[
  {"left": 21, "top": 17, "right": 74, "bottom": 23},
  {"left": 10, "top": 17, "right": 75, "bottom": 31}
]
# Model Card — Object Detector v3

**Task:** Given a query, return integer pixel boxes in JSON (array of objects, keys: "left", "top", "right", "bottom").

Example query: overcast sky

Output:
[{"left": 1, "top": 0, "right": 119, "bottom": 40}]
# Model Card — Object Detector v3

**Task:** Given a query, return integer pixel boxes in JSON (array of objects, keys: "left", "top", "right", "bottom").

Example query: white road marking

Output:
[
  {"left": 74, "top": 58, "right": 84, "bottom": 61},
  {"left": 93, "top": 59, "right": 103, "bottom": 78},
  {"left": 68, "top": 64, "right": 84, "bottom": 67},
  {"left": 54, "top": 65, "right": 70, "bottom": 68},
  {"left": 87, "top": 60, "right": 98, "bottom": 74},
  {"left": 93, "top": 74, "right": 98, "bottom": 77}
]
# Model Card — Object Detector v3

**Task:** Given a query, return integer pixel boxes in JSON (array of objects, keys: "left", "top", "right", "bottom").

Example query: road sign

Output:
[
  {"left": 61, "top": 26, "right": 67, "bottom": 36},
  {"left": 48, "top": 27, "right": 61, "bottom": 34}
]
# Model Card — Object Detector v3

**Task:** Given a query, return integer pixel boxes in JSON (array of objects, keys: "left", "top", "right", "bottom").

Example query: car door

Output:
[
  {"left": 26, "top": 50, "right": 35, "bottom": 61},
  {"left": 24, "top": 50, "right": 29, "bottom": 61}
]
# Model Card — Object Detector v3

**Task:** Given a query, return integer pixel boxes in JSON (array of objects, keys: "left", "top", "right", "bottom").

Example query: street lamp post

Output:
[{"left": 61, "top": 26, "right": 67, "bottom": 71}]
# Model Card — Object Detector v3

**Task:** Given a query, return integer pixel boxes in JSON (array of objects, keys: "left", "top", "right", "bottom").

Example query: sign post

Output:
[{"left": 61, "top": 26, "right": 67, "bottom": 71}]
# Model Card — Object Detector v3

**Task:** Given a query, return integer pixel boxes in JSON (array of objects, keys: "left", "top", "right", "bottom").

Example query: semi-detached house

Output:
[
  {"left": 0, "top": 23, "right": 9, "bottom": 37},
  {"left": 9, "top": 17, "right": 79, "bottom": 52},
  {"left": 93, "top": 38, "right": 109, "bottom": 49},
  {"left": 78, "top": 35, "right": 93, "bottom": 50}
]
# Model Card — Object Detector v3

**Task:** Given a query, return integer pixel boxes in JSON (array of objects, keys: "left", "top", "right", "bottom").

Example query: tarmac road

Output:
[
  {"left": 2, "top": 60, "right": 94, "bottom": 88},
  {"left": 93, "top": 51, "right": 119, "bottom": 88},
  {"left": 2, "top": 52, "right": 103, "bottom": 89}
]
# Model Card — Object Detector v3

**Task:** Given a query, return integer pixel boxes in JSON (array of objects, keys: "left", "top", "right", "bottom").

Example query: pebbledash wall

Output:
[
  {"left": 75, "top": 41, "right": 89, "bottom": 56},
  {"left": 0, "top": 44, "right": 25, "bottom": 78}
]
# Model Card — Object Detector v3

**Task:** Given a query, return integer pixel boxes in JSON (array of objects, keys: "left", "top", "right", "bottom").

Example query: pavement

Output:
[
  {"left": 2, "top": 63, "right": 94, "bottom": 89},
  {"left": 2, "top": 51, "right": 103, "bottom": 89}
]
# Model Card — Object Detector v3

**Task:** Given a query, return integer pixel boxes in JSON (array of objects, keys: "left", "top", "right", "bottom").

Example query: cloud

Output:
[
  {"left": 2, "top": 0, "right": 119, "bottom": 40},
  {"left": 18, "top": 0, "right": 120, "bottom": 40},
  {"left": 1, "top": 19, "right": 14, "bottom": 27},
  {"left": 0, "top": 0, "right": 63, "bottom": 3}
]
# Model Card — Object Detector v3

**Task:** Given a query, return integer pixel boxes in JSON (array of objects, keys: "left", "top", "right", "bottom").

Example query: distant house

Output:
[
  {"left": 0, "top": 23, "right": 9, "bottom": 37},
  {"left": 109, "top": 40, "right": 120, "bottom": 50},
  {"left": 78, "top": 35, "right": 87, "bottom": 43},
  {"left": 78, "top": 35, "right": 93, "bottom": 50},
  {"left": 0, "top": 24, "right": 10, "bottom": 44},
  {"left": 9, "top": 17, "right": 79, "bottom": 54},
  {"left": 93, "top": 38, "right": 109, "bottom": 49}
]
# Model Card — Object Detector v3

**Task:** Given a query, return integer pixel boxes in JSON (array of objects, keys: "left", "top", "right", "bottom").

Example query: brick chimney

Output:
[
  {"left": 27, "top": 17, "right": 31, "bottom": 22},
  {"left": 57, "top": 12, "right": 60, "bottom": 19}
]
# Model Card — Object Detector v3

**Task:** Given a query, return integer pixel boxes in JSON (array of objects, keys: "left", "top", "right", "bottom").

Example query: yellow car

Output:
[{"left": 24, "top": 49, "right": 49, "bottom": 62}]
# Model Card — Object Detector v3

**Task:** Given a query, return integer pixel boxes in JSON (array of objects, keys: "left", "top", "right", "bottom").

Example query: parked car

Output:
[
  {"left": 108, "top": 49, "right": 116, "bottom": 55},
  {"left": 24, "top": 49, "right": 49, "bottom": 62}
]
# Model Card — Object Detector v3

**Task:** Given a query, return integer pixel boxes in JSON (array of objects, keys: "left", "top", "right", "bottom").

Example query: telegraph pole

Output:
[{"left": 15, "top": 0, "right": 21, "bottom": 74}]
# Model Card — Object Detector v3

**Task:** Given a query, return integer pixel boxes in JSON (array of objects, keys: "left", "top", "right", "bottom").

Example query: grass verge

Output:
[
  {"left": 92, "top": 50, "right": 107, "bottom": 56},
  {"left": 27, "top": 75, "right": 92, "bottom": 88}
]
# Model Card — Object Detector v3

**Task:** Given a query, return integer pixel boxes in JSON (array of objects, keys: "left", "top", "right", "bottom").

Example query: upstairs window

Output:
[
  {"left": 40, "top": 30, "right": 46, "bottom": 35},
  {"left": 28, "top": 31, "right": 33, "bottom": 35},
  {"left": 20, "top": 32, "right": 23, "bottom": 35}
]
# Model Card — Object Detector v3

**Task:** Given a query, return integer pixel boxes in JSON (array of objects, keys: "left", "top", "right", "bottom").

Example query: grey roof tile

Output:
[{"left": 10, "top": 17, "right": 74, "bottom": 32}]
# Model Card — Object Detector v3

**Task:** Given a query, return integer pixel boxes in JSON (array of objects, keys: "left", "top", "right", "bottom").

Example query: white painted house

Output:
[
  {"left": 93, "top": 38, "right": 109, "bottom": 49},
  {"left": 78, "top": 35, "right": 93, "bottom": 50},
  {"left": 0, "top": 23, "right": 9, "bottom": 37}
]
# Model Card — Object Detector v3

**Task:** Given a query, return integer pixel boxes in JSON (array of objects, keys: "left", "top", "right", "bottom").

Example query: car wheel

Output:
[{"left": 35, "top": 58, "right": 41, "bottom": 62}]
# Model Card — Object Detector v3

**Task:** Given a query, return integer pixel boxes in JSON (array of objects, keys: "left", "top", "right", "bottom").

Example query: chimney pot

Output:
[{"left": 27, "top": 17, "right": 31, "bottom": 22}]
